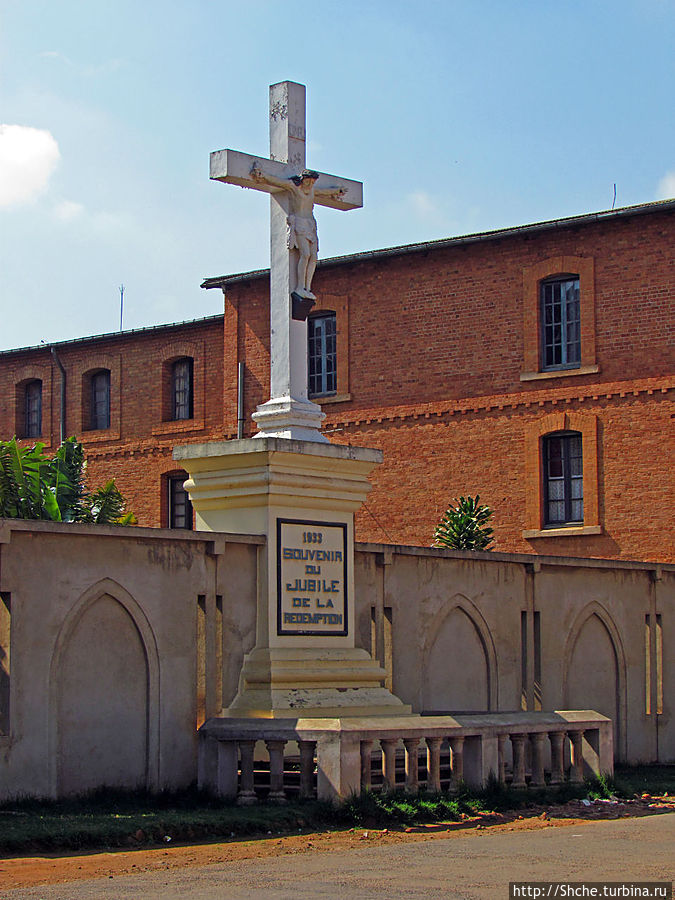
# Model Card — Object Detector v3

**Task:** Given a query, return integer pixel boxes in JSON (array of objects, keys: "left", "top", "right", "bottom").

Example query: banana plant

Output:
[
  {"left": 0, "top": 437, "right": 135, "bottom": 525},
  {"left": 0, "top": 439, "right": 61, "bottom": 521}
]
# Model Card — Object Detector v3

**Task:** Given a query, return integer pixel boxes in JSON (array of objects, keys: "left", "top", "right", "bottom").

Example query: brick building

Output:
[{"left": 1, "top": 199, "right": 673, "bottom": 562}]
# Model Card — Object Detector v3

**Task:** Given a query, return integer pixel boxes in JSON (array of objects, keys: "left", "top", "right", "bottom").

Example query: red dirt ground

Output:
[{"left": 1, "top": 794, "right": 673, "bottom": 891}]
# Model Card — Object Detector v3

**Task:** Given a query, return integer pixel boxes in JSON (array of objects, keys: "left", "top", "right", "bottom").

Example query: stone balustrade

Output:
[{"left": 198, "top": 710, "right": 613, "bottom": 804}]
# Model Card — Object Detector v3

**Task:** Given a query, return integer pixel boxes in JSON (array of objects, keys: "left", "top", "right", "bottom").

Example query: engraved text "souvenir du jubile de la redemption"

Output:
[{"left": 276, "top": 519, "right": 348, "bottom": 636}]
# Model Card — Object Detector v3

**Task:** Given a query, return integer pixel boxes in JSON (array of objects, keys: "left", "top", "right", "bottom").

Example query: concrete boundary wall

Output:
[
  {"left": 0, "top": 521, "right": 261, "bottom": 800},
  {"left": 354, "top": 544, "right": 673, "bottom": 764},
  {"left": 0, "top": 522, "right": 672, "bottom": 800}
]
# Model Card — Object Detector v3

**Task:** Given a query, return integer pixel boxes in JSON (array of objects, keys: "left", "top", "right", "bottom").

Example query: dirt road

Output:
[{"left": 1, "top": 805, "right": 673, "bottom": 900}]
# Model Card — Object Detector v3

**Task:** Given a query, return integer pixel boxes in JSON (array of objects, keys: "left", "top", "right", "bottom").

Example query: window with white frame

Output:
[
  {"left": 543, "top": 431, "right": 583, "bottom": 525},
  {"left": 540, "top": 276, "right": 581, "bottom": 370},
  {"left": 308, "top": 312, "right": 337, "bottom": 397}
]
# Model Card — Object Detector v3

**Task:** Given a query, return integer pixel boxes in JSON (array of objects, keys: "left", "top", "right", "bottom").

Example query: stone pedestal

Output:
[{"left": 175, "top": 437, "right": 411, "bottom": 719}]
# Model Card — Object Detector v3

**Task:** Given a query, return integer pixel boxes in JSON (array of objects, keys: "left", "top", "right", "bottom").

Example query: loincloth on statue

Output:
[{"left": 287, "top": 214, "right": 318, "bottom": 252}]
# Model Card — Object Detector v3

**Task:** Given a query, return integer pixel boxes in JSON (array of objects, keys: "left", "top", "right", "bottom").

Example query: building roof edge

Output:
[
  {"left": 0, "top": 313, "right": 224, "bottom": 358},
  {"left": 201, "top": 198, "right": 675, "bottom": 290}
]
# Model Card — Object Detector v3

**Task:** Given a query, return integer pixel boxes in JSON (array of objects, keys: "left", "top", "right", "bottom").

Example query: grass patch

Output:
[
  {"left": 0, "top": 765, "right": 672, "bottom": 856},
  {"left": 0, "top": 787, "right": 338, "bottom": 855},
  {"left": 611, "top": 764, "right": 675, "bottom": 798}
]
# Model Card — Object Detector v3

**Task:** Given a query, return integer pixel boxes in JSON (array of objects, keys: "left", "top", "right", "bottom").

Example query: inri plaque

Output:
[{"left": 277, "top": 518, "right": 348, "bottom": 636}]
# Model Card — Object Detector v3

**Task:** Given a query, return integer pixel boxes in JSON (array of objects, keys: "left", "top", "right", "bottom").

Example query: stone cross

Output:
[{"left": 210, "top": 81, "right": 363, "bottom": 442}]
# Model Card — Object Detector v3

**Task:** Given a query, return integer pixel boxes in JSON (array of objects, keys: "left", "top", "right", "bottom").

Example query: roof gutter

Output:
[{"left": 50, "top": 347, "right": 66, "bottom": 443}]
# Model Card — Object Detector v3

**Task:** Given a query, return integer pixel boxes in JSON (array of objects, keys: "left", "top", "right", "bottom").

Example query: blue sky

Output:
[{"left": 1, "top": 0, "right": 673, "bottom": 351}]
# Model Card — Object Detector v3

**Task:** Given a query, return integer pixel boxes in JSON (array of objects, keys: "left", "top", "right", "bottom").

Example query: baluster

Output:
[
  {"left": 569, "top": 730, "right": 585, "bottom": 783},
  {"left": 497, "top": 734, "right": 507, "bottom": 784},
  {"left": 510, "top": 733, "right": 527, "bottom": 788},
  {"left": 299, "top": 740, "right": 316, "bottom": 799},
  {"left": 448, "top": 736, "right": 464, "bottom": 793},
  {"left": 266, "top": 739, "right": 287, "bottom": 803},
  {"left": 549, "top": 731, "right": 565, "bottom": 785},
  {"left": 425, "top": 737, "right": 442, "bottom": 793},
  {"left": 237, "top": 739, "right": 257, "bottom": 805},
  {"left": 381, "top": 738, "right": 398, "bottom": 791},
  {"left": 403, "top": 737, "right": 419, "bottom": 793},
  {"left": 360, "top": 739, "right": 374, "bottom": 792},
  {"left": 530, "top": 733, "right": 546, "bottom": 787}
]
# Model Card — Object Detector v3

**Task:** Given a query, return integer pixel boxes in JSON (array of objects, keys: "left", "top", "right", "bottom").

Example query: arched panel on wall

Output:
[
  {"left": 422, "top": 595, "right": 498, "bottom": 713},
  {"left": 48, "top": 579, "right": 160, "bottom": 797},
  {"left": 563, "top": 601, "right": 627, "bottom": 760}
]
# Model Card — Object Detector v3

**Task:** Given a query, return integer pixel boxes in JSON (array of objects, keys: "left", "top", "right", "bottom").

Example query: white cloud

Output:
[
  {"left": 0, "top": 124, "right": 60, "bottom": 208},
  {"left": 656, "top": 171, "right": 675, "bottom": 200},
  {"left": 408, "top": 190, "right": 439, "bottom": 218},
  {"left": 53, "top": 200, "right": 85, "bottom": 222}
]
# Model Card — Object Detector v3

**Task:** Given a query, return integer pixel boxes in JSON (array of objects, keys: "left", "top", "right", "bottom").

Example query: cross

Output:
[{"left": 210, "top": 81, "right": 363, "bottom": 443}]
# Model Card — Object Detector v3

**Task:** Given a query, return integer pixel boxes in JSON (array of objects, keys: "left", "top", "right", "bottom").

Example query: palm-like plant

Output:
[
  {"left": 0, "top": 437, "right": 135, "bottom": 525},
  {"left": 433, "top": 495, "right": 494, "bottom": 551},
  {"left": 83, "top": 480, "right": 136, "bottom": 526}
]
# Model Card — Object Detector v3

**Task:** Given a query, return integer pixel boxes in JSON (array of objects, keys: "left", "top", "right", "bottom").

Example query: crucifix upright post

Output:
[{"left": 210, "top": 81, "right": 363, "bottom": 442}]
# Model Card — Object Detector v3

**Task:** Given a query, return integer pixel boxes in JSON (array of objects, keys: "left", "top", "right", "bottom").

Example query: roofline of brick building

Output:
[
  {"left": 0, "top": 313, "right": 225, "bottom": 359},
  {"left": 201, "top": 197, "right": 675, "bottom": 290},
  {"left": 2, "top": 198, "right": 672, "bottom": 358}
]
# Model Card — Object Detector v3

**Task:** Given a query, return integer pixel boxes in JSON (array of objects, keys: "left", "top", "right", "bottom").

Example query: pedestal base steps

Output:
[{"left": 223, "top": 647, "right": 412, "bottom": 718}]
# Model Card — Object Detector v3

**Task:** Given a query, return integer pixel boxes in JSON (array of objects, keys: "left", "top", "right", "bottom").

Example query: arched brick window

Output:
[
  {"left": 171, "top": 358, "right": 194, "bottom": 420},
  {"left": 83, "top": 369, "right": 111, "bottom": 431},
  {"left": 163, "top": 471, "right": 193, "bottom": 530},
  {"left": 18, "top": 379, "right": 43, "bottom": 438},
  {"left": 522, "top": 256, "right": 597, "bottom": 380},
  {"left": 523, "top": 412, "right": 601, "bottom": 537}
]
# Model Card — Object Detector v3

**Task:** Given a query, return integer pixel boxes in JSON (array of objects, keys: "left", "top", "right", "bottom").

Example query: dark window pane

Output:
[
  {"left": 308, "top": 313, "right": 337, "bottom": 397},
  {"left": 543, "top": 431, "right": 584, "bottom": 525},
  {"left": 169, "top": 475, "right": 193, "bottom": 529},
  {"left": 91, "top": 371, "right": 110, "bottom": 430},
  {"left": 172, "top": 358, "right": 193, "bottom": 420},
  {"left": 24, "top": 380, "right": 42, "bottom": 438},
  {"left": 540, "top": 276, "right": 581, "bottom": 370}
]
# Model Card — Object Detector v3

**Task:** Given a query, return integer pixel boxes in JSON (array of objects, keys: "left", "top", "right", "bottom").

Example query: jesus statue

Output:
[{"left": 251, "top": 163, "right": 346, "bottom": 300}]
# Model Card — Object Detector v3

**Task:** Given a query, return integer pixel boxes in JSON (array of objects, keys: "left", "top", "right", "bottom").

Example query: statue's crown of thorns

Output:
[{"left": 291, "top": 169, "right": 320, "bottom": 185}]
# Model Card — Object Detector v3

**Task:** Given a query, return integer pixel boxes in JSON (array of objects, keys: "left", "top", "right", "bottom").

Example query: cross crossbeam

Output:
[{"left": 210, "top": 149, "right": 362, "bottom": 212}]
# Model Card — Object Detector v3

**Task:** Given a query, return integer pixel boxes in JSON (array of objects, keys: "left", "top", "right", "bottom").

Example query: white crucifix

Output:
[{"left": 210, "top": 81, "right": 363, "bottom": 442}]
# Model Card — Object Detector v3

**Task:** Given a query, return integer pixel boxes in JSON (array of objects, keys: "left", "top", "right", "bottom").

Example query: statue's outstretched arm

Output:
[
  {"left": 250, "top": 163, "right": 294, "bottom": 192},
  {"left": 315, "top": 184, "right": 347, "bottom": 201}
]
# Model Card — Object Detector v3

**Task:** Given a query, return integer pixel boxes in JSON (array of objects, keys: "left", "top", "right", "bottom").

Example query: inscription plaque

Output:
[{"left": 277, "top": 518, "right": 348, "bottom": 636}]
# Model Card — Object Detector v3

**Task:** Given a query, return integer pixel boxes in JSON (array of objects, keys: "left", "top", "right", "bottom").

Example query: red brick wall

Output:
[
  {"left": 219, "top": 206, "right": 675, "bottom": 563},
  {"left": 0, "top": 318, "right": 225, "bottom": 528},
  {"left": 335, "top": 391, "right": 674, "bottom": 563},
  {"left": 227, "top": 209, "right": 673, "bottom": 412},
  {"left": 0, "top": 207, "right": 672, "bottom": 561}
]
